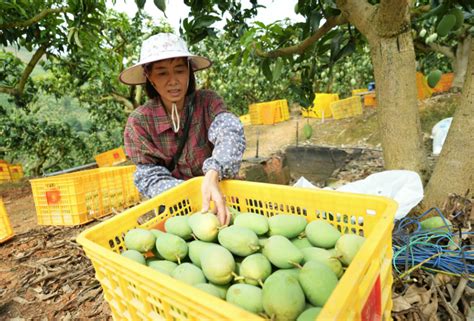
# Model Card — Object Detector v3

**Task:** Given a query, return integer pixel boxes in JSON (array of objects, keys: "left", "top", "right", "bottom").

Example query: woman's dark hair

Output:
[{"left": 143, "top": 58, "right": 196, "bottom": 99}]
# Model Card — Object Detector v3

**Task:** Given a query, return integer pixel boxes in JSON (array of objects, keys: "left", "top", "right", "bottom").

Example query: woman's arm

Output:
[
  {"left": 202, "top": 112, "right": 246, "bottom": 179},
  {"left": 134, "top": 164, "right": 184, "bottom": 199}
]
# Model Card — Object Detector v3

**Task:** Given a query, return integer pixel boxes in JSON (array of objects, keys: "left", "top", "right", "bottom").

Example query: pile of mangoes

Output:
[{"left": 121, "top": 210, "right": 366, "bottom": 321}]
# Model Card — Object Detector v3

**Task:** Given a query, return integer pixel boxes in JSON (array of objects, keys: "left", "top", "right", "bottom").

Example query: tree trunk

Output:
[
  {"left": 336, "top": 0, "right": 429, "bottom": 179},
  {"left": 452, "top": 35, "right": 471, "bottom": 90},
  {"left": 423, "top": 39, "right": 474, "bottom": 209},
  {"left": 369, "top": 32, "right": 429, "bottom": 177}
]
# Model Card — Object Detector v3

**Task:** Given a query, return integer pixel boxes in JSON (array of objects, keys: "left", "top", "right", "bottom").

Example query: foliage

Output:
[
  {"left": 193, "top": 33, "right": 296, "bottom": 114},
  {"left": 411, "top": 0, "right": 474, "bottom": 75}
]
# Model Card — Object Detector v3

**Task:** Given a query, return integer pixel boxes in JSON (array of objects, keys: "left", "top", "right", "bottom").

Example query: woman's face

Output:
[{"left": 148, "top": 58, "right": 189, "bottom": 108}]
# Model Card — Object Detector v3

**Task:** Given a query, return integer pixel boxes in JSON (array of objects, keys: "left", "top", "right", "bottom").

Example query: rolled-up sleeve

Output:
[
  {"left": 202, "top": 112, "right": 246, "bottom": 179},
  {"left": 134, "top": 164, "right": 183, "bottom": 199}
]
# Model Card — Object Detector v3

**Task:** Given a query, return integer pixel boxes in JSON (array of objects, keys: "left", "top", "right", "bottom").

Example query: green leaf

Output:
[
  {"left": 309, "top": 9, "right": 322, "bottom": 32},
  {"left": 272, "top": 58, "right": 283, "bottom": 81},
  {"left": 193, "top": 15, "right": 220, "bottom": 29},
  {"left": 135, "top": 0, "right": 146, "bottom": 10},
  {"left": 261, "top": 58, "right": 272, "bottom": 82},
  {"left": 333, "top": 39, "right": 355, "bottom": 62},
  {"left": 330, "top": 32, "right": 343, "bottom": 62},
  {"left": 154, "top": 0, "right": 166, "bottom": 13}
]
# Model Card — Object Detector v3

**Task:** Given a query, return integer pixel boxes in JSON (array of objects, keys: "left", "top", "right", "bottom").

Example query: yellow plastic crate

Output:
[
  {"left": 77, "top": 177, "right": 397, "bottom": 321},
  {"left": 95, "top": 147, "right": 127, "bottom": 167},
  {"left": 313, "top": 93, "right": 339, "bottom": 118},
  {"left": 301, "top": 108, "right": 319, "bottom": 118},
  {"left": 0, "top": 198, "right": 14, "bottom": 243},
  {"left": 0, "top": 163, "right": 11, "bottom": 183},
  {"left": 8, "top": 164, "right": 24, "bottom": 181},
  {"left": 330, "top": 96, "right": 363, "bottom": 120},
  {"left": 352, "top": 88, "right": 369, "bottom": 96},
  {"left": 249, "top": 99, "right": 290, "bottom": 125},
  {"left": 30, "top": 166, "right": 140, "bottom": 226},
  {"left": 239, "top": 113, "right": 251, "bottom": 126}
]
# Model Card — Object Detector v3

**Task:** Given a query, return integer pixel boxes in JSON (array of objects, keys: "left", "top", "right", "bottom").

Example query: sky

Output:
[{"left": 109, "top": 0, "right": 304, "bottom": 32}]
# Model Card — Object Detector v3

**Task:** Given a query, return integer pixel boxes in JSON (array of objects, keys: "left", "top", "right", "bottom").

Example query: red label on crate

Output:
[
  {"left": 113, "top": 152, "right": 120, "bottom": 159},
  {"left": 0, "top": 167, "right": 3, "bottom": 172},
  {"left": 12, "top": 168, "right": 18, "bottom": 173},
  {"left": 46, "top": 190, "right": 61, "bottom": 205},
  {"left": 362, "top": 275, "right": 382, "bottom": 321}
]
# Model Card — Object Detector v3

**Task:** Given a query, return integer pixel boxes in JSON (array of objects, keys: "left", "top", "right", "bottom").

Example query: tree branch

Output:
[
  {"left": 16, "top": 43, "right": 49, "bottom": 94},
  {"left": 414, "top": 39, "right": 455, "bottom": 60},
  {"left": 0, "top": 86, "right": 18, "bottom": 95},
  {"left": 254, "top": 15, "right": 347, "bottom": 58},
  {"left": 0, "top": 7, "right": 68, "bottom": 29},
  {"left": 336, "top": 0, "right": 377, "bottom": 37},
  {"left": 100, "top": 92, "right": 134, "bottom": 112}
]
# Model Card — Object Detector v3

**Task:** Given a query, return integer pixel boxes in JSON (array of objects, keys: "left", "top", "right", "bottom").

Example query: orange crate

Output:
[
  {"left": 0, "top": 198, "right": 14, "bottom": 243},
  {"left": 330, "top": 96, "right": 363, "bottom": 119},
  {"left": 0, "top": 163, "right": 11, "bottom": 183},
  {"left": 364, "top": 93, "right": 377, "bottom": 107},
  {"left": 95, "top": 147, "right": 127, "bottom": 167},
  {"left": 77, "top": 177, "right": 397, "bottom": 321},
  {"left": 30, "top": 166, "right": 140, "bottom": 226},
  {"left": 433, "top": 73, "right": 453, "bottom": 93},
  {"left": 8, "top": 164, "right": 24, "bottom": 181}
]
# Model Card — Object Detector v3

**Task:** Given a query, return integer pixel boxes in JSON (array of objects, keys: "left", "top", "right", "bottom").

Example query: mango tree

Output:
[
  {"left": 175, "top": 0, "right": 473, "bottom": 208},
  {"left": 412, "top": 0, "right": 473, "bottom": 89}
]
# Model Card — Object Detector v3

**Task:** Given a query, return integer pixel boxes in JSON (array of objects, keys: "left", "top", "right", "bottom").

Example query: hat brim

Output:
[{"left": 119, "top": 55, "right": 211, "bottom": 85}]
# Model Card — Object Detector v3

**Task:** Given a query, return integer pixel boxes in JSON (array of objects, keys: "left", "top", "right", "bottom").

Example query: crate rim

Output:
[{"left": 77, "top": 177, "right": 398, "bottom": 320}]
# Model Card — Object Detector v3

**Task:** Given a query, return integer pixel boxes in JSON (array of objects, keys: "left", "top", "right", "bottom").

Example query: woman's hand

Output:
[{"left": 201, "top": 170, "right": 230, "bottom": 226}]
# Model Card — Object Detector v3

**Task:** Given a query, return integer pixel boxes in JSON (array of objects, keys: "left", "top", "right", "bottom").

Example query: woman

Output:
[{"left": 120, "top": 33, "right": 246, "bottom": 225}]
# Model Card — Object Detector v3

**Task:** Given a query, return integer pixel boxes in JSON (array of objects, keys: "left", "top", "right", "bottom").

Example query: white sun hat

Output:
[{"left": 119, "top": 33, "right": 212, "bottom": 85}]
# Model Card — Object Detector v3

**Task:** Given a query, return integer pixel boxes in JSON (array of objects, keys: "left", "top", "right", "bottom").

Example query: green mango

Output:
[
  {"left": 262, "top": 270, "right": 305, "bottom": 321},
  {"left": 298, "top": 260, "right": 338, "bottom": 307},
  {"left": 188, "top": 212, "right": 220, "bottom": 242},
  {"left": 335, "top": 234, "right": 365, "bottom": 266},
  {"left": 121, "top": 249, "right": 146, "bottom": 265},
  {"left": 194, "top": 283, "right": 222, "bottom": 298},
  {"left": 301, "top": 247, "right": 343, "bottom": 278},
  {"left": 155, "top": 232, "right": 188, "bottom": 263},
  {"left": 124, "top": 228, "right": 156, "bottom": 252},
  {"left": 200, "top": 245, "right": 235, "bottom": 285},
  {"left": 436, "top": 14, "right": 456, "bottom": 36},
  {"left": 171, "top": 262, "right": 206, "bottom": 285},
  {"left": 226, "top": 284, "right": 263, "bottom": 314},
  {"left": 165, "top": 215, "right": 193, "bottom": 240},
  {"left": 188, "top": 240, "right": 218, "bottom": 268},
  {"left": 305, "top": 220, "right": 341, "bottom": 249},
  {"left": 218, "top": 225, "right": 260, "bottom": 256},
  {"left": 427, "top": 70, "right": 442, "bottom": 88},
  {"left": 262, "top": 235, "right": 303, "bottom": 269},
  {"left": 297, "top": 307, "right": 322, "bottom": 321},
  {"left": 268, "top": 214, "right": 307, "bottom": 238},
  {"left": 234, "top": 213, "right": 269, "bottom": 235},
  {"left": 239, "top": 253, "right": 272, "bottom": 286},
  {"left": 147, "top": 259, "right": 178, "bottom": 276}
]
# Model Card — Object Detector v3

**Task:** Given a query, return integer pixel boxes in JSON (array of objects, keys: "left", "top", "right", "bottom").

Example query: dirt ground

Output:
[{"left": 0, "top": 95, "right": 462, "bottom": 320}]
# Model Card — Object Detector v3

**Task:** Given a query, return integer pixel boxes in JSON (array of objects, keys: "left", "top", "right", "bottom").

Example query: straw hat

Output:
[{"left": 119, "top": 33, "right": 212, "bottom": 85}]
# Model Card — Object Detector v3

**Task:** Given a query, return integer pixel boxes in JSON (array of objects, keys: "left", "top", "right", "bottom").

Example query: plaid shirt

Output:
[{"left": 124, "top": 89, "right": 246, "bottom": 198}]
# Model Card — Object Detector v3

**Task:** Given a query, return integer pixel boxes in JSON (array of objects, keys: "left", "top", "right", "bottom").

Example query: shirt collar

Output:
[{"left": 155, "top": 93, "right": 196, "bottom": 135}]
